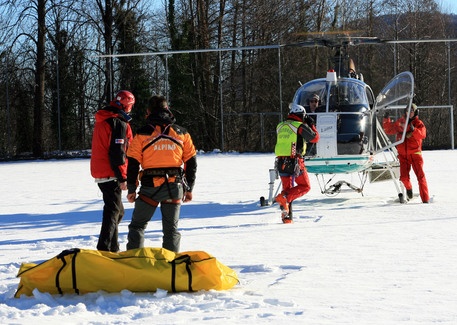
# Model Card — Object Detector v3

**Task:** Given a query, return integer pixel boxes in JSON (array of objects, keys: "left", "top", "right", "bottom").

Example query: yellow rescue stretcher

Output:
[{"left": 15, "top": 247, "right": 239, "bottom": 297}]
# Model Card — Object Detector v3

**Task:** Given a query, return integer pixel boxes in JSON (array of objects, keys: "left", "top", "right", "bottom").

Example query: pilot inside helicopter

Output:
[{"left": 307, "top": 93, "right": 320, "bottom": 114}]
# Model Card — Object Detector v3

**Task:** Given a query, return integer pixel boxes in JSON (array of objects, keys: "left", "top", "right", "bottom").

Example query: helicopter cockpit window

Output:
[
  {"left": 328, "top": 81, "right": 369, "bottom": 108},
  {"left": 293, "top": 80, "right": 327, "bottom": 113},
  {"left": 294, "top": 79, "right": 370, "bottom": 113}
]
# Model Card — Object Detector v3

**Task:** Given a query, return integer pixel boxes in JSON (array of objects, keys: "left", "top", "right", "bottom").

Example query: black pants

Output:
[{"left": 97, "top": 180, "right": 124, "bottom": 252}]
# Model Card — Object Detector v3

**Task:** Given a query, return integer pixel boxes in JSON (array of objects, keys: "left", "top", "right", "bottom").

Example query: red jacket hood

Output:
[{"left": 95, "top": 108, "right": 121, "bottom": 123}]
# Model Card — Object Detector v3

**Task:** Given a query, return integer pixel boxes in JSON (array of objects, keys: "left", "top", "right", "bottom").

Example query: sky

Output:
[{"left": 439, "top": 0, "right": 457, "bottom": 14}]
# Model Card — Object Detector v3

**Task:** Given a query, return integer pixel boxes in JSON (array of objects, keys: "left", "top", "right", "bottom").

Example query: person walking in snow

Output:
[
  {"left": 383, "top": 103, "right": 429, "bottom": 203},
  {"left": 126, "top": 95, "right": 197, "bottom": 253},
  {"left": 274, "top": 103, "right": 319, "bottom": 223},
  {"left": 91, "top": 90, "right": 135, "bottom": 252}
]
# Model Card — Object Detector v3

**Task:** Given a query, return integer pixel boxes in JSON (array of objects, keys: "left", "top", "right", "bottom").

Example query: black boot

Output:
[{"left": 406, "top": 189, "right": 413, "bottom": 200}]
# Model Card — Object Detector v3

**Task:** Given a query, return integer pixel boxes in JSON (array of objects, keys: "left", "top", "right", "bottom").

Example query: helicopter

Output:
[
  {"left": 96, "top": 35, "right": 457, "bottom": 204},
  {"left": 260, "top": 36, "right": 457, "bottom": 206}
]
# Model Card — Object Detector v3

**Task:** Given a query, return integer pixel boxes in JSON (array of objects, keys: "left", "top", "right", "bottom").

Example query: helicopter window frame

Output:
[
  {"left": 327, "top": 79, "right": 370, "bottom": 108},
  {"left": 375, "top": 71, "right": 414, "bottom": 110},
  {"left": 293, "top": 79, "right": 327, "bottom": 112},
  {"left": 375, "top": 94, "right": 412, "bottom": 110},
  {"left": 293, "top": 78, "right": 372, "bottom": 113},
  {"left": 366, "top": 87, "right": 375, "bottom": 108}
]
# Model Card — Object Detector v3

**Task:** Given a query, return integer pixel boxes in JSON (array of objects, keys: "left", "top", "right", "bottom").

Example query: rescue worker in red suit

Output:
[
  {"left": 275, "top": 103, "right": 319, "bottom": 223},
  {"left": 91, "top": 90, "right": 135, "bottom": 252},
  {"left": 383, "top": 103, "right": 430, "bottom": 203}
]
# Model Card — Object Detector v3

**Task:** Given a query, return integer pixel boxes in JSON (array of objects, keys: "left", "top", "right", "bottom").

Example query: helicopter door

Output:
[
  {"left": 316, "top": 114, "right": 338, "bottom": 157},
  {"left": 373, "top": 71, "right": 415, "bottom": 153}
]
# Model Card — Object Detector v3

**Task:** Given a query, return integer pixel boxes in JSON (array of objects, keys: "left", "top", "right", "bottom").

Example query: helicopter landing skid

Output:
[
  {"left": 316, "top": 173, "right": 367, "bottom": 197},
  {"left": 260, "top": 169, "right": 282, "bottom": 206},
  {"left": 322, "top": 180, "right": 363, "bottom": 196}
]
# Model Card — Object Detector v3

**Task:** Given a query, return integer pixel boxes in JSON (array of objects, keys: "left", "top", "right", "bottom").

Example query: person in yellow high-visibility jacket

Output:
[{"left": 275, "top": 103, "right": 319, "bottom": 223}]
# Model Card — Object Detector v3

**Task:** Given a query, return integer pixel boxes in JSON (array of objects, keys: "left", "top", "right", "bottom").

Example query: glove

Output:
[
  {"left": 304, "top": 115, "right": 315, "bottom": 126},
  {"left": 409, "top": 122, "right": 415, "bottom": 132},
  {"left": 383, "top": 111, "right": 389, "bottom": 119}
]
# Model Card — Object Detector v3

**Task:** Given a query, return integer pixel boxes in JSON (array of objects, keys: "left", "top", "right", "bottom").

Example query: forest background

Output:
[{"left": 0, "top": 0, "right": 456, "bottom": 159}]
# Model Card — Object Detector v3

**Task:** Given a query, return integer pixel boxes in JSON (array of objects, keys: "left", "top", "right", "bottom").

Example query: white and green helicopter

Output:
[{"left": 262, "top": 39, "right": 421, "bottom": 206}]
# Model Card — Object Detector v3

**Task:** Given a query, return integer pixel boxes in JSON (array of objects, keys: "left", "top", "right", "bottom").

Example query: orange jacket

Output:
[
  {"left": 127, "top": 110, "right": 197, "bottom": 193},
  {"left": 127, "top": 124, "right": 196, "bottom": 169},
  {"left": 383, "top": 116, "right": 426, "bottom": 156}
]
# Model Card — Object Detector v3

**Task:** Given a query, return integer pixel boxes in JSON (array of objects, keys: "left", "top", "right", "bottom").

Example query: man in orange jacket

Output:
[
  {"left": 91, "top": 90, "right": 135, "bottom": 252},
  {"left": 383, "top": 104, "right": 430, "bottom": 203},
  {"left": 126, "top": 95, "right": 197, "bottom": 252}
]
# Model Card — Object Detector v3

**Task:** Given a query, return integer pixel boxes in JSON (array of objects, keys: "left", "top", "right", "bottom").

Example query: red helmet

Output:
[{"left": 111, "top": 90, "right": 135, "bottom": 113}]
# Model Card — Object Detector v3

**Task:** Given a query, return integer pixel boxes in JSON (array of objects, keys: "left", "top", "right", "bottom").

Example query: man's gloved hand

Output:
[
  {"left": 409, "top": 122, "right": 415, "bottom": 132},
  {"left": 304, "top": 115, "right": 315, "bottom": 126}
]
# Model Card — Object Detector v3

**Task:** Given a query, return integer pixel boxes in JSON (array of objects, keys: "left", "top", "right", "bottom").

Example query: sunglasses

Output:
[{"left": 310, "top": 99, "right": 318, "bottom": 103}]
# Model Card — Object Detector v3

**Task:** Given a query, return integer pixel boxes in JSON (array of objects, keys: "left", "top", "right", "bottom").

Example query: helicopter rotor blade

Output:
[
  {"left": 293, "top": 30, "right": 362, "bottom": 37},
  {"left": 93, "top": 37, "right": 457, "bottom": 58},
  {"left": 94, "top": 44, "right": 283, "bottom": 58},
  {"left": 346, "top": 38, "right": 457, "bottom": 45},
  {"left": 287, "top": 37, "right": 457, "bottom": 47},
  {"left": 381, "top": 38, "right": 457, "bottom": 44}
]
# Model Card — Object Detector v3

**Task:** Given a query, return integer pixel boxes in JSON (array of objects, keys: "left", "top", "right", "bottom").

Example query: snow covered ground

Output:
[{"left": 1, "top": 150, "right": 457, "bottom": 324}]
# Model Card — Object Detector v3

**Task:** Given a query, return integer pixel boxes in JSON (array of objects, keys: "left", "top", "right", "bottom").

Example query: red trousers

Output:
[
  {"left": 280, "top": 168, "right": 311, "bottom": 202},
  {"left": 399, "top": 153, "right": 429, "bottom": 202}
]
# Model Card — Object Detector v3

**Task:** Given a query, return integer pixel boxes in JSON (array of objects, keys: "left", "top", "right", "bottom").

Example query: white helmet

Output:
[{"left": 288, "top": 103, "right": 306, "bottom": 116}]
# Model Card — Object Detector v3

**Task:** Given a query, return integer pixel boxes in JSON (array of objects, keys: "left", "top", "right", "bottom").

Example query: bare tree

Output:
[
  {"left": 0, "top": 0, "right": 49, "bottom": 157},
  {"left": 1, "top": 0, "right": 456, "bottom": 155}
]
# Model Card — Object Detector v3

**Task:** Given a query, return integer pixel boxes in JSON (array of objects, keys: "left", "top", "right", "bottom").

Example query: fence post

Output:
[{"left": 450, "top": 105, "right": 454, "bottom": 149}]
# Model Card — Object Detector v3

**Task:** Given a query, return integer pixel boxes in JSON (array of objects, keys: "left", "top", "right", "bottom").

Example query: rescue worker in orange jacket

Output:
[
  {"left": 383, "top": 103, "right": 430, "bottom": 203},
  {"left": 275, "top": 103, "right": 319, "bottom": 223},
  {"left": 126, "top": 95, "right": 197, "bottom": 252},
  {"left": 91, "top": 90, "right": 135, "bottom": 252}
]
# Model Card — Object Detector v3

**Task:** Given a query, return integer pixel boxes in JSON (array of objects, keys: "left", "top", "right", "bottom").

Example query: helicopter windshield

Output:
[
  {"left": 293, "top": 78, "right": 375, "bottom": 158},
  {"left": 327, "top": 79, "right": 370, "bottom": 108},
  {"left": 293, "top": 78, "right": 371, "bottom": 112},
  {"left": 293, "top": 80, "right": 327, "bottom": 111}
]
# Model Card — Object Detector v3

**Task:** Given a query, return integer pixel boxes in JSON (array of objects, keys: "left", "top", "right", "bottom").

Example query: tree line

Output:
[{"left": 0, "top": 0, "right": 456, "bottom": 158}]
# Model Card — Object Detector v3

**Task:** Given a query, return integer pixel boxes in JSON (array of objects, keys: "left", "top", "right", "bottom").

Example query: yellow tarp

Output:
[{"left": 15, "top": 247, "right": 239, "bottom": 298}]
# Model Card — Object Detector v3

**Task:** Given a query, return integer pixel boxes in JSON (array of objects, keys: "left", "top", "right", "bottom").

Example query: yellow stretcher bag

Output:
[{"left": 15, "top": 247, "right": 239, "bottom": 298}]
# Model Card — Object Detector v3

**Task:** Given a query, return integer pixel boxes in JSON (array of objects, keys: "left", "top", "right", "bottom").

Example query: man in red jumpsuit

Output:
[
  {"left": 91, "top": 90, "right": 135, "bottom": 251},
  {"left": 383, "top": 104, "right": 430, "bottom": 203}
]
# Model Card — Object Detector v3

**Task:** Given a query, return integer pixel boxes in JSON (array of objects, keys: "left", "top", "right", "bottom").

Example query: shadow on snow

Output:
[{"left": 0, "top": 200, "right": 261, "bottom": 246}]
